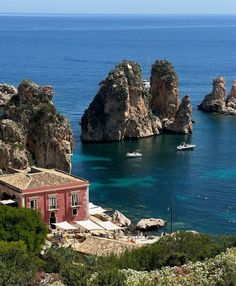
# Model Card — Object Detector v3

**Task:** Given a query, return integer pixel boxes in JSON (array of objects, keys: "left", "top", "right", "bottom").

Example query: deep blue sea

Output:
[{"left": 1, "top": 14, "right": 236, "bottom": 234}]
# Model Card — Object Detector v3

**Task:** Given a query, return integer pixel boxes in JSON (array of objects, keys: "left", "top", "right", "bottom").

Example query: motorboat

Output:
[
  {"left": 177, "top": 142, "right": 196, "bottom": 151},
  {"left": 125, "top": 150, "right": 142, "bottom": 158}
]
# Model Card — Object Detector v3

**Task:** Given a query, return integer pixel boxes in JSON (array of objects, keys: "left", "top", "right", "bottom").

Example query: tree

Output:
[
  {"left": 0, "top": 241, "right": 40, "bottom": 286},
  {"left": 0, "top": 205, "right": 47, "bottom": 253}
]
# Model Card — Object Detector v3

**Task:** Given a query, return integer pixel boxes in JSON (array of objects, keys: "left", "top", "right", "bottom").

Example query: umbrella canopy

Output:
[
  {"left": 89, "top": 206, "right": 107, "bottom": 215},
  {"left": 0, "top": 199, "right": 17, "bottom": 205},
  {"left": 53, "top": 221, "right": 78, "bottom": 230},
  {"left": 75, "top": 219, "right": 104, "bottom": 231}
]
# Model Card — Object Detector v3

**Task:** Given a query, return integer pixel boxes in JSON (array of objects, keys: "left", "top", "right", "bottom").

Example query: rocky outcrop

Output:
[
  {"left": 226, "top": 80, "right": 236, "bottom": 113},
  {"left": 136, "top": 218, "right": 166, "bottom": 231},
  {"left": 81, "top": 60, "right": 192, "bottom": 142},
  {"left": 198, "top": 77, "right": 226, "bottom": 112},
  {"left": 0, "top": 80, "right": 73, "bottom": 172},
  {"left": 0, "top": 84, "right": 17, "bottom": 106},
  {"left": 0, "top": 119, "right": 29, "bottom": 171},
  {"left": 112, "top": 210, "right": 131, "bottom": 227},
  {"left": 150, "top": 60, "right": 180, "bottom": 120},
  {"left": 165, "top": 95, "right": 192, "bottom": 134},
  {"left": 199, "top": 77, "right": 236, "bottom": 115},
  {"left": 81, "top": 61, "right": 161, "bottom": 142}
]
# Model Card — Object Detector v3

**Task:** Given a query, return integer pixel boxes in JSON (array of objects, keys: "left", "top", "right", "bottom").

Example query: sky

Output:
[{"left": 1, "top": 0, "right": 236, "bottom": 14}]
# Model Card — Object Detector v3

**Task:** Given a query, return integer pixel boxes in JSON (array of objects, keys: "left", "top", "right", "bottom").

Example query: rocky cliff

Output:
[
  {"left": 199, "top": 77, "right": 236, "bottom": 115},
  {"left": 81, "top": 61, "right": 162, "bottom": 142},
  {"left": 150, "top": 60, "right": 180, "bottom": 120},
  {"left": 81, "top": 60, "right": 192, "bottom": 142},
  {"left": 165, "top": 95, "right": 193, "bottom": 134},
  {"left": 198, "top": 77, "right": 226, "bottom": 113},
  {"left": 0, "top": 80, "right": 73, "bottom": 173}
]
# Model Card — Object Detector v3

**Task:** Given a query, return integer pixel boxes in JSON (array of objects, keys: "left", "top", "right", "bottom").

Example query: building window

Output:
[
  {"left": 30, "top": 199, "right": 37, "bottom": 210},
  {"left": 72, "top": 208, "right": 78, "bottom": 216},
  {"left": 49, "top": 196, "right": 57, "bottom": 210},
  {"left": 71, "top": 193, "right": 79, "bottom": 207}
]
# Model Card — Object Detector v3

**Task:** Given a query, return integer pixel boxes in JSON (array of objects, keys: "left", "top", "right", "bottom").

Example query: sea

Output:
[{"left": 0, "top": 14, "right": 236, "bottom": 234}]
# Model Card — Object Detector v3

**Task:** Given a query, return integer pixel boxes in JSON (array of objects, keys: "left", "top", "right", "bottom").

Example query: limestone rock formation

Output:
[
  {"left": 226, "top": 80, "right": 236, "bottom": 113},
  {"left": 112, "top": 210, "right": 131, "bottom": 227},
  {"left": 150, "top": 60, "right": 180, "bottom": 120},
  {"left": 0, "top": 119, "right": 28, "bottom": 171},
  {"left": 198, "top": 77, "right": 226, "bottom": 112},
  {"left": 0, "top": 80, "right": 73, "bottom": 172},
  {"left": 165, "top": 95, "right": 193, "bottom": 134},
  {"left": 136, "top": 218, "right": 166, "bottom": 231},
  {"left": 199, "top": 77, "right": 236, "bottom": 115},
  {"left": 81, "top": 60, "right": 193, "bottom": 142},
  {"left": 0, "top": 84, "right": 17, "bottom": 106},
  {"left": 81, "top": 61, "right": 161, "bottom": 142}
]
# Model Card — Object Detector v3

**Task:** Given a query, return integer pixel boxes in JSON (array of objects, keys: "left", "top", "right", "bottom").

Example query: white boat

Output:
[
  {"left": 125, "top": 150, "right": 142, "bottom": 158},
  {"left": 177, "top": 142, "right": 196, "bottom": 151}
]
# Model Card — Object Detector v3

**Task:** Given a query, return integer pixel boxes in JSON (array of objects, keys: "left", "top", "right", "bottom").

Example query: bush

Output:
[
  {"left": 91, "top": 268, "right": 126, "bottom": 286},
  {"left": 0, "top": 206, "right": 47, "bottom": 253},
  {"left": 0, "top": 241, "right": 40, "bottom": 286},
  {"left": 98, "top": 232, "right": 236, "bottom": 271}
]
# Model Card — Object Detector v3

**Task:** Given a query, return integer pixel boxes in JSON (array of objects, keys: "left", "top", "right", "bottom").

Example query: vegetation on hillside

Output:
[{"left": 0, "top": 206, "right": 235, "bottom": 286}]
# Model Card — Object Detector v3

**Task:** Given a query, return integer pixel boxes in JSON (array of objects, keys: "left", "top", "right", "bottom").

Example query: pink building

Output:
[{"left": 0, "top": 167, "right": 89, "bottom": 227}]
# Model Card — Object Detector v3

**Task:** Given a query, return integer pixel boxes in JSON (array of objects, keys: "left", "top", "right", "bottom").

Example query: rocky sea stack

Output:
[
  {"left": 0, "top": 80, "right": 73, "bottom": 173},
  {"left": 199, "top": 77, "right": 236, "bottom": 115},
  {"left": 81, "top": 59, "right": 192, "bottom": 142}
]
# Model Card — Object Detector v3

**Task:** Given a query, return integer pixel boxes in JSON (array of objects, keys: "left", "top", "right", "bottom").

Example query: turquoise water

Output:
[{"left": 1, "top": 14, "right": 236, "bottom": 234}]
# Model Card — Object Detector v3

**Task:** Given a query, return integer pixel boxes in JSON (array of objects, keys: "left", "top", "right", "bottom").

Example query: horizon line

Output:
[{"left": 1, "top": 12, "right": 236, "bottom": 16}]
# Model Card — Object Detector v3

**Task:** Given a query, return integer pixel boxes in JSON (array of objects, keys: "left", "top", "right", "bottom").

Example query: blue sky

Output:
[{"left": 1, "top": 0, "right": 236, "bottom": 14}]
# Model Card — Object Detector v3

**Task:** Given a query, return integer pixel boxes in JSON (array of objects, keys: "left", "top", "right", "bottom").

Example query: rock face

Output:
[
  {"left": 165, "top": 95, "right": 193, "bottom": 134},
  {"left": 136, "top": 218, "right": 166, "bottom": 231},
  {"left": 0, "top": 80, "right": 73, "bottom": 172},
  {"left": 226, "top": 80, "right": 236, "bottom": 112},
  {"left": 81, "top": 60, "right": 193, "bottom": 142},
  {"left": 150, "top": 60, "right": 180, "bottom": 119},
  {"left": 112, "top": 210, "right": 131, "bottom": 227},
  {"left": 199, "top": 77, "right": 226, "bottom": 112},
  {"left": 199, "top": 77, "right": 236, "bottom": 115},
  {"left": 0, "top": 84, "right": 17, "bottom": 106},
  {"left": 81, "top": 61, "right": 161, "bottom": 142}
]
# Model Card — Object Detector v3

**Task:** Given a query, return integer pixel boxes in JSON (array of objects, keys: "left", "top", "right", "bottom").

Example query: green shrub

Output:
[
  {"left": 0, "top": 241, "right": 40, "bottom": 286},
  {"left": 0, "top": 206, "right": 47, "bottom": 253},
  {"left": 98, "top": 232, "right": 236, "bottom": 271}
]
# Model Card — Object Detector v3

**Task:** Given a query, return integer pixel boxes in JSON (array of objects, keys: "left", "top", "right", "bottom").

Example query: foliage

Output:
[
  {"left": 0, "top": 241, "right": 40, "bottom": 286},
  {"left": 122, "top": 248, "right": 236, "bottom": 286},
  {"left": 43, "top": 246, "right": 96, "bottom": 286},
  {"left": 0, "top": 205, "right": 47, "bottom": 253},
  {"left": 151, "top": 59, "right": 178, "bottom": 83},
  {"left": 34, "top": 102, "right": 57, "bottom": 121},
  {"left": 88, "top": 268, "right": 126, "bottom": 286},
  {"left": 98, "top": 232, "right": 236, "bottom": 271},
  {"left": 21, "top": 79, "right": 33, "bottom": 85},
  {"left": 41, "top": 233, "right": 236, "bottom": 285},
  {"left": 11, "top": 142, "right": 25, "bottom": 151}
]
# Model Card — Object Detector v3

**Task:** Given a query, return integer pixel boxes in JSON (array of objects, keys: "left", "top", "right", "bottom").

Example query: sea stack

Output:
[
  {"left": 0, "top": 80, "right": 73, "bottom": 173},
  {"left": 198, "top": 77, "right": 226, "bottom": 113},
  {"left": 81, "top": 60, "right": 161, "bottom": 142},
  {"left": 150, "top": 60, "right": 192, "bottom": 134},
  {"left": 81, "top": 59, "right": 193, "bottom": 143},
  {"left": 165, "top": 95, "right": 193, "bottom": 134},
  {"left": 199, "top": 77, "right": 236, "bottom": 115},
  {"left": 150, "top": 59, "right": 180, "bottom": 120}
]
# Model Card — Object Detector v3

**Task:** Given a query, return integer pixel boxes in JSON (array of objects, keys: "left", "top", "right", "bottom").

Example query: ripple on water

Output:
[{"left": 72, "top": 154, "right": 111, "bottom": 163}]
